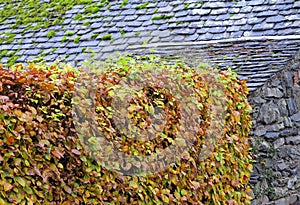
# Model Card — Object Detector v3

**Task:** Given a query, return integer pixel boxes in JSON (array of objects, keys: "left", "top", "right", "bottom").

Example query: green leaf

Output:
[{"left": 15, "top": 177, "right": 26, "bottom": 187}]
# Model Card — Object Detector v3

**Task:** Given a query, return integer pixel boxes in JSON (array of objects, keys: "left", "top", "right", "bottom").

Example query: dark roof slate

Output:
[{"left": 0, "top": 0, "right": 300, "bottom": 91}]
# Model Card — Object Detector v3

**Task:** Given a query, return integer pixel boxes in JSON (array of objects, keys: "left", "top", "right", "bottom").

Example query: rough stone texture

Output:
[{"left": 249, "top": 52, "right": 300, "bottom": 205}]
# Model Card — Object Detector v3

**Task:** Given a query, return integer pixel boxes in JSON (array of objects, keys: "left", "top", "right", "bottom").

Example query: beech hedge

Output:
[{"left": 0, "top": 56, "right": 253, "bottom": 205}]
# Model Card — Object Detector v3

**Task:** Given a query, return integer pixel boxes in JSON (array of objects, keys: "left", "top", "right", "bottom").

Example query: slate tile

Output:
[
  {"left": 243, "top": 31, "right": 264, "bottom": 37},
  {"left": 207, "top": 27, "right": 226, "bottom": 34},
  {"left": 173, "top": 4, "right": 184, "bottom": 12},
  {"left": 124, "top": 15, "right": 138, "bottom": 21},
  {"left": 230, "top": 13, "right": 246, "bottom": 20},
  {"left": 77, "top": 29, "right": 91, "bottom": 35},
  {"left": 277, "top": 28, "right": 297, "bottom": 35},
  {"left": 286, "top": 15, "right": 300, "bottom": 21},
  {"left": 157, "top": 2, "right": 168, "bottom": 7},
  {"left": 227, "top": 25, "right": 241, "bottom": 32},
  {"left": 112, "top": 15, "right": 125, "bottom": 21},
  {"left": 205, "top": 20, "right": 223, "bottom": 27},
  {"left": 240, "top": 6, "right": 253, "bottom": 13},
  {"left": 266, "top": 15, "right": 286, "bottom": 23},
  {"left": 263, "top": 30, "right": 277, "bottom": 36},
  {"left": 54, "top": 48, "right": 68, "bottom": 54},
  {"left": 249, "top": 0, "right": 266, "bottom": 6},
  {"left": 172, "top": 28, "right": 196, "bottom": 35},
  {"left": 48, "top": 36, "right": 63, "bottom": 43},
  {"left": 256, "top": 10, "right": 279, "bottom": 17},
  {"left": 158, "top": 6, "right": 173, "bottom": 13},
  {"left": 123, "top": 26, "right": 134, "bottom": 32},
  {"left": 197, "top": 33, "right": 213, "bottom": 40},
  {"left": 240, "top": 24, "right": 252, "bottom": 31},
  {"left": 145, "top": 25, "right": 158, "bottom": 31},
  {"left": 291, "top": 20, "right": 300, "bottom": 28},
  {"left": 153, "top": 19, "right": 169, "bottom": 25},
  {"left": 274, "top": 22, "right": 293, "bottom": 30},
  {"left": 25, "top": 49, "right": 41, "bottom": 55},
  {"left": 151, "top": 30, "right": 171, "bottom": 38},
  {"left": 185, "top": 33, "right": 199, "bottom": 41},
  {"left": 233, "top": 18, "right": 247, "bottom": 26},
  {"left": 228, "top": 7, "right": 240, "bottom": 14},
  {"left": 140, "top": 19, "right": 152, "bottom": 26},
  {"left": 79, "top": 40, "right": 100, "bottom": 47},
  {"left": 279, "top": 9, "right": 297, "bottom": 15},
  {"left": 213, "top": 32, "right": 230, "bottom": 40},
  {"left": 253, "top": 22, "right": 274, "bottom": 31},
  {"left": 210, "top": 8, "right": 228, "bottom": 15},
  {"left": 108, "top": 27, "right": 120, "bottom": 33},
  {"left": 294, "top": 1, "right": 300, "bottom": 8},
  {"left": 90, "top": 22, "right": 103, "bottom": 29},
  {"left": 175, "top": 15, "right": 200, "bottom": 22},
  {"left": 172, "top": 35, "right": 185, "bottom": 42},
  {"left": 247, "top": 17, "right": 265, "bottom": 24},
  {"left": 135, "top": 9, "right": 148, "bottom": 15},
  {"left": 136, "top": 15, "right": 152, "bottom": 21},
  {"left": 215, "top": 14, "right": 230, "bottom": 21},
  {"left": 191, "top": 8, "right": 210, "bottom": 16},
  {"left": 252, "top": 5, "right": 269, "bottom": 12},
  {"left": 160, "top": 36, "right": 174, "bottom": 42},
  {"left": 35, "top": 37, "right": 49, "bottom": 43},
  {"left": 230, "top": 31, "right": 244, "bottom": 38},
  {"left": 158, "top": 24, "right": 169, "bottom": 30},
  {"left": 189, "top": 22, "right": 205, "bottom": 29},
  {"left": 127, "top": 21, "right": 143, "bottom": 27},
  {"left": 202, "top": 2, "right": 227, "bottom": 9},
  {"left": 175, "top": 10, "right": 190, "bottom": 17},
  {"left": 270, "top": 4, "right": 293, "bottom": 10},
  {"left": 111, "top": 38, "right": 127, "bottom": 45}
]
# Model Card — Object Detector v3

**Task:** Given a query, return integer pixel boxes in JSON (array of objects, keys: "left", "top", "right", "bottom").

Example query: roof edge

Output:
[{"left": 128, "top": 35, "right": 300, "bottom": 49}]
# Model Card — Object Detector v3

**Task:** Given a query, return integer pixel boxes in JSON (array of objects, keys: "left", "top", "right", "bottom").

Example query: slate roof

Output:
[{"left": 0, "top": 0, "right": 300, "bottom": 91}]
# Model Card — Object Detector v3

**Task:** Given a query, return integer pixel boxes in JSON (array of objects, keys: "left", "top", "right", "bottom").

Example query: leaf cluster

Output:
[{"left": 0, "top": 55, "right": 253, "bottom": 204}]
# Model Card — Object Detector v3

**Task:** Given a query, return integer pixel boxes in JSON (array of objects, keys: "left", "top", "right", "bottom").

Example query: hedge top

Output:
[{"left": 0, "top": 0, "right": 300, "bottom": 91}]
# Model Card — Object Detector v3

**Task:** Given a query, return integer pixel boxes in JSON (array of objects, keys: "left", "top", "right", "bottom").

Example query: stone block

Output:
[
  {"left": 264, "top": 87, "right": 284, "bottom": 98},
  {"left": 286, "top": 135, "right": 300, "bottom": 145},
  {"left": 274, "top": 138, "right": 285, "bottom": 149},
  {"left": 286, "top": 98, "right": 298, "bottom": 115},
  {"left": 259, "top": 102, "right": 280, "bottom": 124},
  {"left": 265, "top": 132, "right": 280, "bottom": 139}
]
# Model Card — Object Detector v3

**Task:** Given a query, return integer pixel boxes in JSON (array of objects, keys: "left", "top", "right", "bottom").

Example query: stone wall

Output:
[{"left": 249, "top": 52, "right": 300, "bottom": 205}]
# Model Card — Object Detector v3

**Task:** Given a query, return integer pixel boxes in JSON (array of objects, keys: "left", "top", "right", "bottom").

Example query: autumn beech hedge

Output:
[{"left": 0, "top": 56, "right": 253, "bottom": 205}]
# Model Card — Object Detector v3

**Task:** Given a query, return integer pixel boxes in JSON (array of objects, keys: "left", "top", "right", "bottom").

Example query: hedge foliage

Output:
[{"left": 0, "top": 56, "right": 253, "bottom": 205}]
